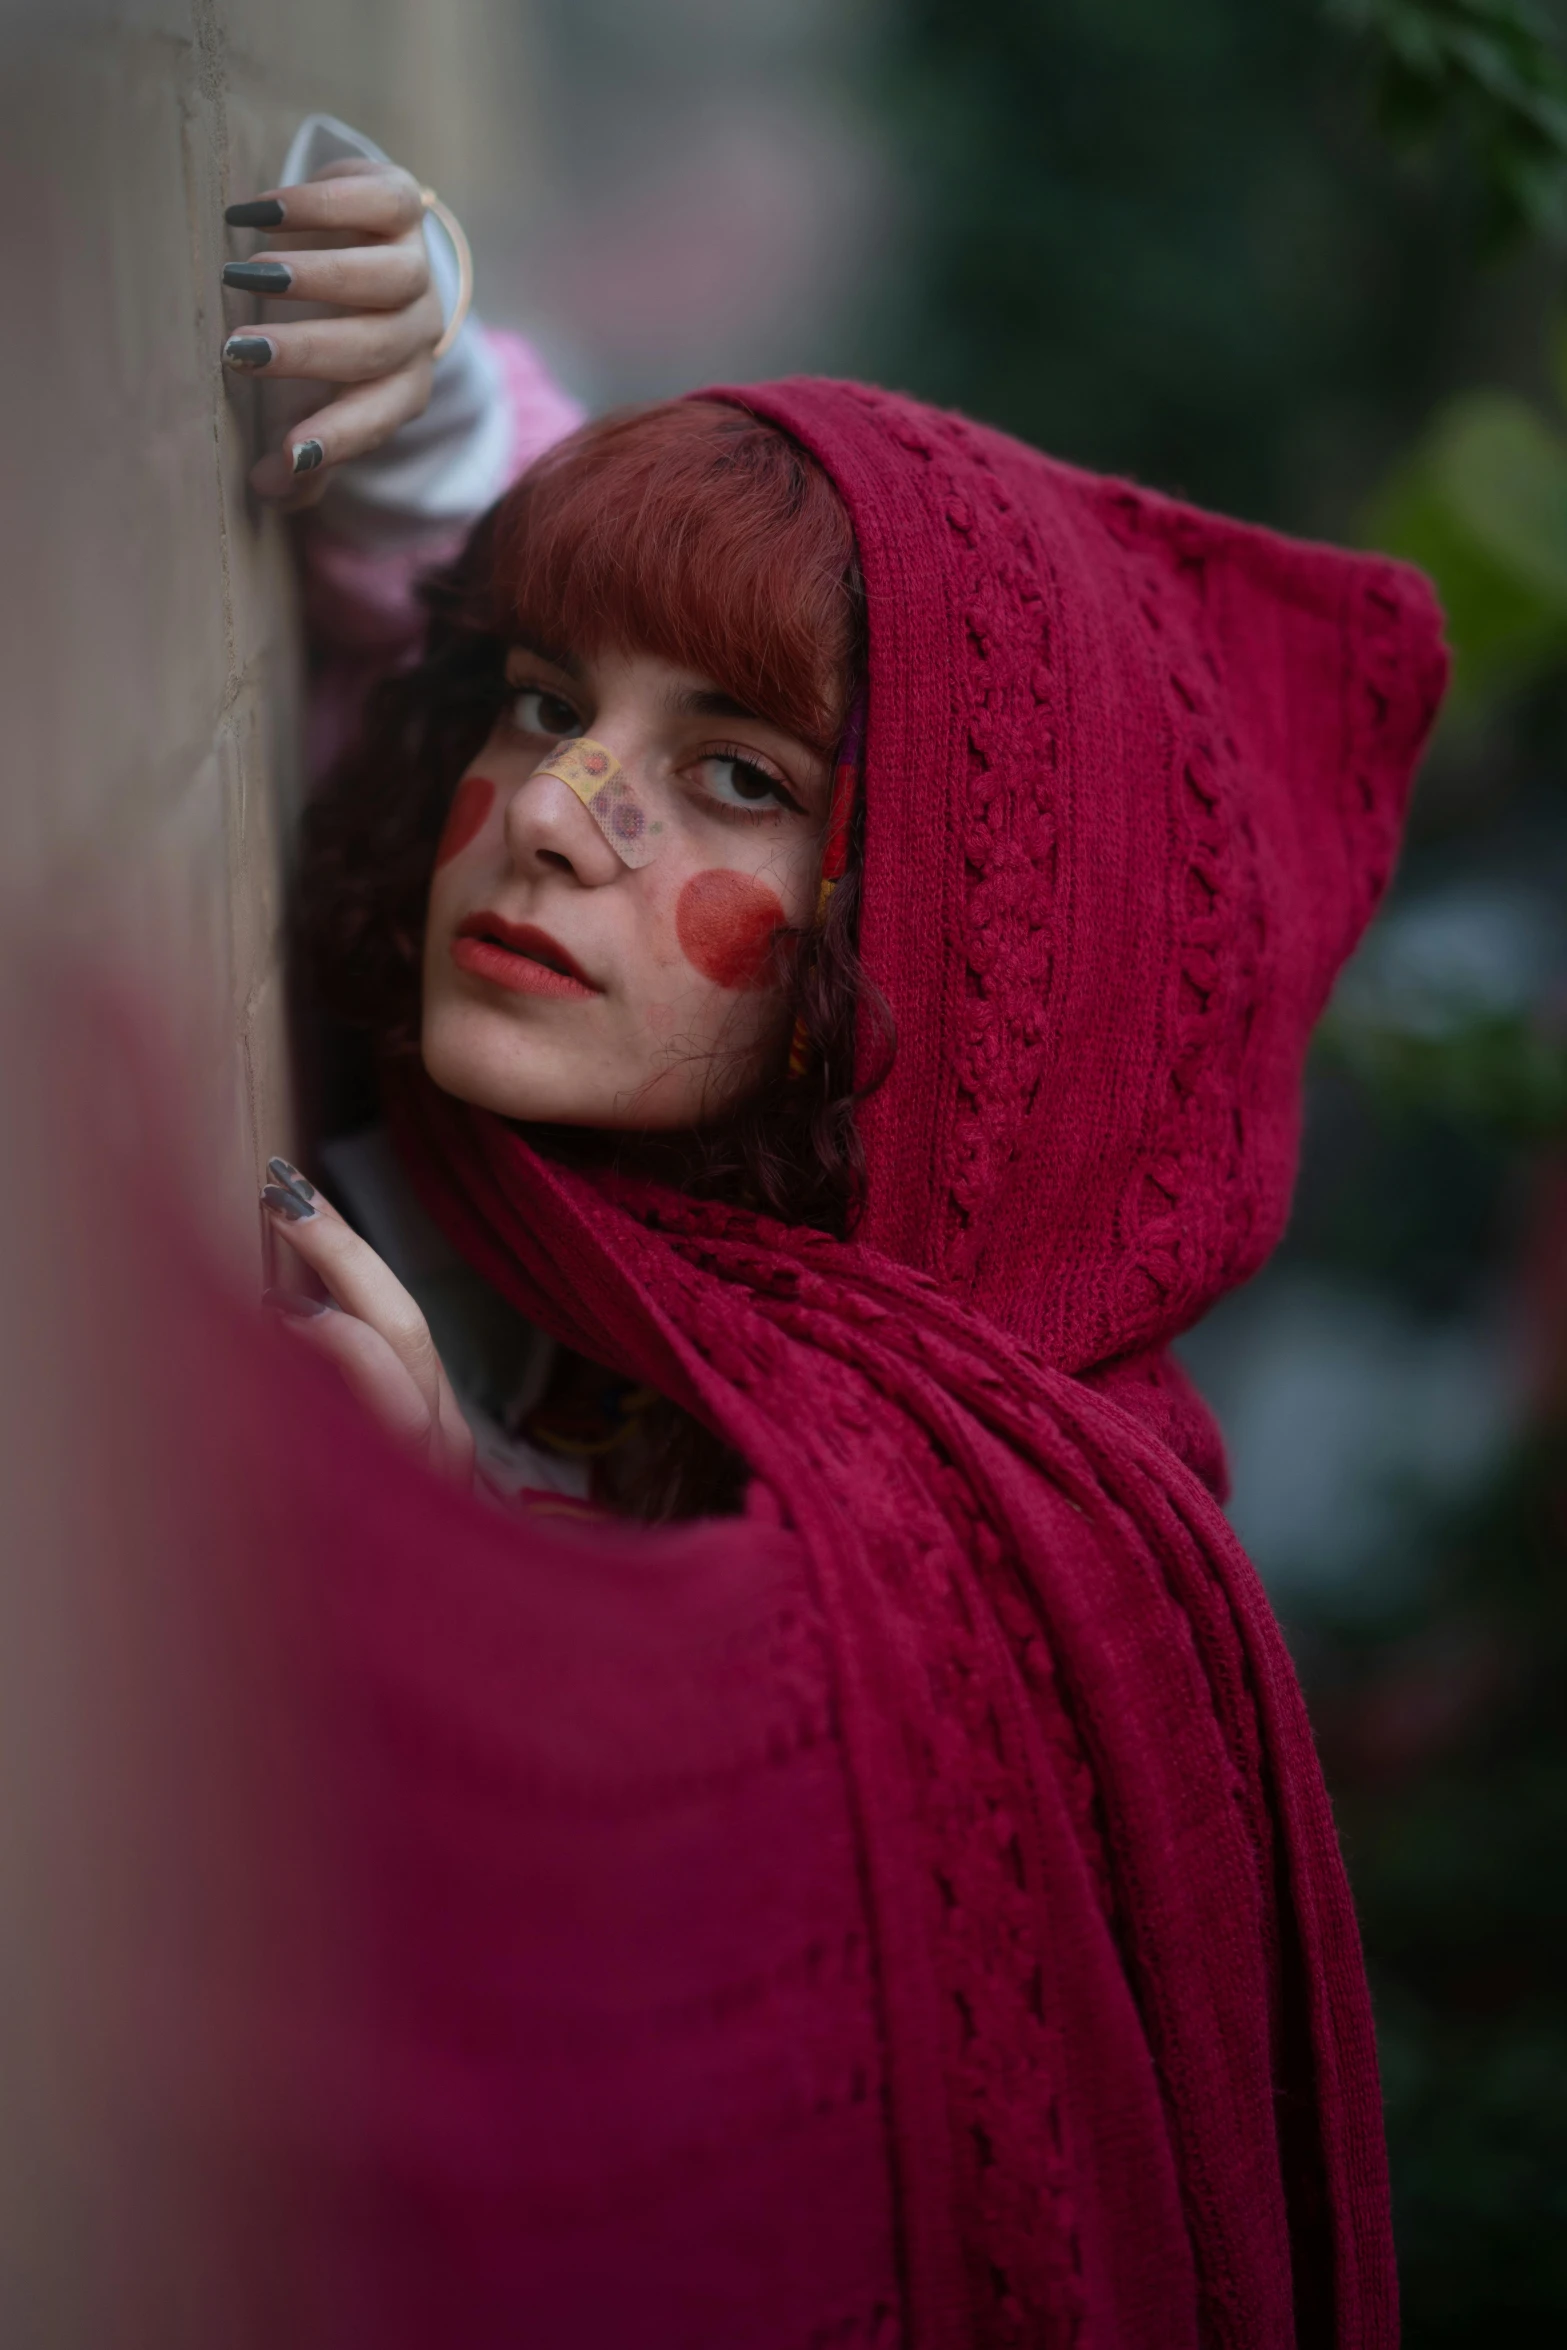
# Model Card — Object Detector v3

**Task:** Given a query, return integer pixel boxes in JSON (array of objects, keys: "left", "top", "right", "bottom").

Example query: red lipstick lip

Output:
[{"left": 452, "top": 912, "right": 600, "bottom": 1000}]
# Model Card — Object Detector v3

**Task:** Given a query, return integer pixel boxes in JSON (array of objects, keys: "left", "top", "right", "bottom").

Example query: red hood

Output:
[{"left": 712, "top": 378, "right": 1447, "bottom": 1368}]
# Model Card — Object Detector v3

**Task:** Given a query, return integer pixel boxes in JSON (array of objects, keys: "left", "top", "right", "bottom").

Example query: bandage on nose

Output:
[{"left": 532, "top": 737, "right": 665, "bottom": 869}]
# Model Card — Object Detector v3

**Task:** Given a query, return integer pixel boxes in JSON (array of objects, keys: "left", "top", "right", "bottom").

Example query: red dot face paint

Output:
[
  {"left": 435, "top": 773, "right": 496, "bottom": 868},
  {"left": 675, "top": 868, "right": 788, "bottom": 991}
]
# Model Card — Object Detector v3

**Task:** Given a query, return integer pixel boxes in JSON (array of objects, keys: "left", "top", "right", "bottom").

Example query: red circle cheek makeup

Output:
[
  {"left": 675, "top": 869, "right": 788, "bottom": 991},
  {"left": 435, "top": 773, "right": 496, "bottom": 869}
]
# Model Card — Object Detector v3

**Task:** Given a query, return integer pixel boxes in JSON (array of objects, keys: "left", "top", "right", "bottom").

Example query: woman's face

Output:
[{"left": 421, "top": 644, "right": 832, "bottom": 1128}]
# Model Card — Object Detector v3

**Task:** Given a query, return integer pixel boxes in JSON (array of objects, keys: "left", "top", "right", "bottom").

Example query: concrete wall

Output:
[{"left": 0, "top": 0, "right": 543, "bottom": 1261}]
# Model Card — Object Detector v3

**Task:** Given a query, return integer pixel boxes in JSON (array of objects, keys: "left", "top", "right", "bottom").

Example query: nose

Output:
[{"left": 501, "top": 760, "right": 625, "bottom": 886}]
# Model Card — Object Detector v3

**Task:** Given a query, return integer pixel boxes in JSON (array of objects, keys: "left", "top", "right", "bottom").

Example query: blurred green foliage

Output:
[
  {"left": 1367, "top": 387, "right": 1567, "bottom": 707},
  {"left": 1326, "top": 1419, "right": 1567, "bottom": 2343},
  {"left": 1329, "top": 0, "right": 1567, "bottom": 245},
  {"left": 867, "top": 0, "right": 1567, "bottom": 2334},
  {"left": 1297, "top": 972, "right": 1567, "bottom": 2346},
  {"left": 1320, "top": 1001, "right": 1567, "bottom": 1133},
  {"left": 873, "top": 0, "right": 1493, "bottom": 529},
  {"left": 1340, "top": 2, "right": 1567, "bottom": 707}
]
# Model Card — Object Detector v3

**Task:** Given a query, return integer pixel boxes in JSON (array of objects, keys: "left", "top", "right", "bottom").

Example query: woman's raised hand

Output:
[
  {"left": 221, "top": 159, "right": 446, "bottom": 508},
  {"left": 260, "top": 1159, "right": 476, "bottom": 1487}
]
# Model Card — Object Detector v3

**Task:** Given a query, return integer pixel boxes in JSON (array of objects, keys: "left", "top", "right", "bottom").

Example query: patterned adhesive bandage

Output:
[{"left": 533, "top": 738, "right": 665, "bottom": 869}]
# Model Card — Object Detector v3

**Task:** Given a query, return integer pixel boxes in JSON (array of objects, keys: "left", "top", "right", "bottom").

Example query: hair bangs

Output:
[{"left": 489, "top": 400, "right": 860, "bottom": 757}]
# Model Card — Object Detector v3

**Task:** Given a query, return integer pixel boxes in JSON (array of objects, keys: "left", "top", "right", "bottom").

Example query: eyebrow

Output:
[
  {"left": 663, "top": 682, "right": 768, "bottom": 726},
  {"left": 508, "top": 635, "right": 585, "bottom": 682},
  {"left": 667, "top": 681, "right": 837, "bottom": 773}
]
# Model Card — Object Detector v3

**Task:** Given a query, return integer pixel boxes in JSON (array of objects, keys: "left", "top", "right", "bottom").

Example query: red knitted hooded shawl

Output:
[{"left": 392, "top": 379, "right": 1448, "bottom": 2347}]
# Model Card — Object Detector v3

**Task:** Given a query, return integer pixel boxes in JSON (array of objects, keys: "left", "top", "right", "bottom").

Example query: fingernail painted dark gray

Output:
[
  {"left": 262, "top": 1286, "right": 326, "bottom": 1318},
  {"left": 267, "top": 1155, "right": 316, "bottom": 1202},
  {"left": 261, "top": 1182, "right": 315, "bottom": 1222},
  {"left": 222, "top": 259, "right": 292, "bottom": 294},
  {"left": 223, "top": 334, "right": 274, "bottom": 371},
  {"left": 291, "top": 439, "right": 324, "bottom": 475},
  {"left": 226, "top": 197, "right": 286, "bottom": 228}
]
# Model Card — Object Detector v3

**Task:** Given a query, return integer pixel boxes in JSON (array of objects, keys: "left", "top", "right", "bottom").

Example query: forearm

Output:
[
  {"left": 301, "top": 325, "right": 584, "bottom": 778},
  {"left": 261, "top": 115, "right": 584, "bottom": 751},
  {"left": 303, "top": 325, "right": 584, "bottom": 646}
]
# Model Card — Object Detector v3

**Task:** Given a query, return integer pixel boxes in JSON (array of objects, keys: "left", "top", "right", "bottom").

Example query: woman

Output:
[{"left": 223, "top": 135, "right": 1446, "bottom": 2345}]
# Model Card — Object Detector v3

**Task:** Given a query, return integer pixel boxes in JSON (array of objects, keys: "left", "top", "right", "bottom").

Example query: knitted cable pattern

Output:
[{"left": 392, "top": 375, "right": 1448, "bottom": 2346}]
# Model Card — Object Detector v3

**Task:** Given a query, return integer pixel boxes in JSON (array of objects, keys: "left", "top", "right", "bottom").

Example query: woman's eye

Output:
[
  {"left": 511, "top": 687, "right": 583, "bottom": 740},
  {"left": 698, "top": 754, "right": 796, "bottom": 814}
]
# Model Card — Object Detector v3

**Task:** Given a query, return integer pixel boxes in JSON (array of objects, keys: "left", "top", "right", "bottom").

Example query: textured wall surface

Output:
[
  {"left": 0, "top": 15, "right": 540, "bottom": 2329},
  {"left": 0, "top": 0, "right": 537, "bottom": 1261}
]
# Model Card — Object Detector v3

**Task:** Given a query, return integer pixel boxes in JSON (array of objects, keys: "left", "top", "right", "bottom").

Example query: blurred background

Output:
[{"left": 6, "top": 0, "right": 1566, "bottom": 2337}]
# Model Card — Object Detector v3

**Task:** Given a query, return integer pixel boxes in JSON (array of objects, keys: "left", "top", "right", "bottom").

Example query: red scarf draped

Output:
[{"left": 385, "top": 378, "right": 1448, "bottom": 2346}]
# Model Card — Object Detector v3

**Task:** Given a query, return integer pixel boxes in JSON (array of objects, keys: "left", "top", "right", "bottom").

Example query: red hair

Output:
[{"left": 488, "top": 400, "right": 861, "bottom": 756}]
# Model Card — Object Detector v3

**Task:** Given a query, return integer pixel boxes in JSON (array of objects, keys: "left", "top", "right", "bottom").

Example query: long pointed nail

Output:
[
  {"left": 266, "top": 1155, "right": 316, "bottom": 1203},
  {"left": 262, "top": 1286, "right": 326, "bottom": 1318},
  {"left": 226, "top": 196, "right": 286, "bottom": 228},
  {"left": 223, "top": 333, "right": 274, "bottom": 371},
  {"left": 290, "top": 439, "right": 324, "bottom": 475},
  {"left": 261, "top": 1182, "right": 315, "bottom": 1223},
  {"left": 222, "top": 259, "right": 292, "bottom": 294}
]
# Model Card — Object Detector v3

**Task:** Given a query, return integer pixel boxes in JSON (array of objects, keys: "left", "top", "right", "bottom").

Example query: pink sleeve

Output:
[
  {"left": 490, "top": 328, "right": 589, "bottom": 484},
  {"left": 303, "top": 329, "right": 586, "bottom": 775}
]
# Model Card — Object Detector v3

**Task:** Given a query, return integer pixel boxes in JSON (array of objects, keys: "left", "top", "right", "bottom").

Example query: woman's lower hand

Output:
[
  {"left": 220, "top": 159, "right": 446, "bottom": 509},
  {"left": 260, "top": 1158, "right": 476, "bottom": 1487}
]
